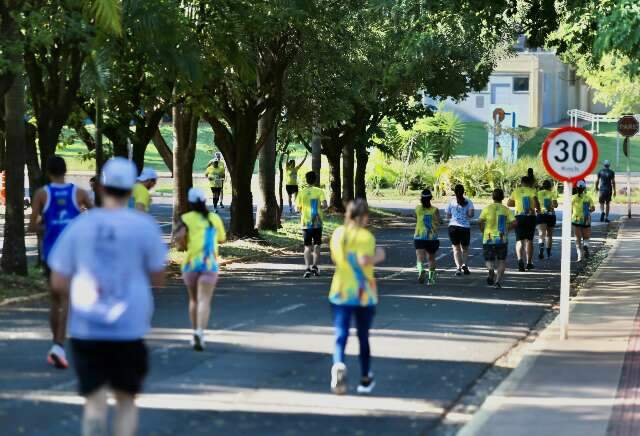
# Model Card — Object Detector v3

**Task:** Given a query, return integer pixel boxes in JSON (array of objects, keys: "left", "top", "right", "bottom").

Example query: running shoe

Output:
[
  {"left": 47, "top": 344, "right": 69, "bottom": 370},
  {"left": 526, "top": 263, "right": 535, "bottom": 270},
  {"left": 518, "top": 260, "right": 525, "bottom": 272},
  {"left": 584, "top": 246, "right": 590, "bottom": 259},
  {"left": 220, "top": 204, "right": 225, "bottom": 209},
  {"left": 418, "top": 270, "right": 427, "bottom": 283},
  {"left": 455, "top": 269, "right": 462, "bottom": 277},
  {"left": 487, "top": 270, "right": 495, "bottom": 285},
  {"left": 428, "top": 271, "right": 437, "bottom": 286},
  {"left": 462, "top": 265, "right": 470, "bottom": 275},
  {"left": 331, "top": 362, "right": 347, "bottom": 395},
  {"left": 494, "top": 281, "right": 502, "bottom": 289},
  {"left": 303, "top": 269, "right": 312, "bottom": 279},
  {"left": 312, "top": 266, "right": 320, "bottom": 277},
  {"left": 357, "top": 373, "right": 376, "bottom": 394},
  {"left": 193, "top": 331, "right": 205, "bottom": 352}
]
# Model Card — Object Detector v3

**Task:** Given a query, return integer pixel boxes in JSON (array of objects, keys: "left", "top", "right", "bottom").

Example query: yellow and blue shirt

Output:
[
  {"left": 414, "top": 205, "right": 439, "bottom": 240},
  {"left": 286, "top": 166, "right": 298, "bottom": 186},
  {"left": 572, "top": 193, "right": 595, "bottom": 226},
  {"left": 479, "top": 203, "right": 515, "bottom": 245},
  {"left": 181, "top": 211, "right": 226, "bottom": 273},
  {"left": 509, "top": 187, "right": 537, "bottom": 216},
  {"left": 206, "top": 165, "right": 225, "bottom": 188},
  {"left": 329, "top": 225, "right": 377, "bottom": 307},
  {"left": 131, "top": 183, "right": 151, "bottom": 212},
  {"left": 296, "top": 186, "right": 326, "bottom": 229},
  {"left": 537, "top": 189, "right": 558, "bottom": 214}
]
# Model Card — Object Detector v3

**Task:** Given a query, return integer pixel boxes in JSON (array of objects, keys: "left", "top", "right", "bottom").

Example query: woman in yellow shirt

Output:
[
  {"left": 536, "top": 180, "right": 558, "bottom": 259},
  {"left": 285, "top": 153, "right": 307, "bottom": 213},
  {"left": 572, "top": 180, "right": 595, "bottom": 262},
  {"left": 328, "top": 199, "right": 385, "bottom": 395},
  {"left": 414, "top": 189, "right": 441, "bottom": 285},
  {"left": 174, "top": 188, "right": 226, "bottom": 351}
]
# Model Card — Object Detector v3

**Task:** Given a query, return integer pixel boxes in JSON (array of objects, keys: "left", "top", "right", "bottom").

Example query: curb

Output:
[{"left": 0, "top": 291, "right": 49, "bottom": 307}]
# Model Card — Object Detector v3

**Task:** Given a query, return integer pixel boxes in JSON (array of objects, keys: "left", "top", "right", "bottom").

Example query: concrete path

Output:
[{"left": 458, "top": 218, "right": 640, "bottom": 436}]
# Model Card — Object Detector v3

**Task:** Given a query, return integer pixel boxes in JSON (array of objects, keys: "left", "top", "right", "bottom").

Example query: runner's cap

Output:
[
  {"left": 604, "top": 160, "right": 610, "bottom": 167},
  {"left": 137, "top": 168, "right": 158, "bottom": 182},
  {"left": 188, "top": 187, "right": 207, "bottom": 203},
  {"left": 101, "top": 157, "right": 137, "bottom": 190},
  {"left": 576, "top": 180, "right": 586, "bottom": 188}
]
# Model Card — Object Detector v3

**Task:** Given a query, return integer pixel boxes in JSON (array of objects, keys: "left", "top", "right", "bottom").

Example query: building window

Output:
[
  {"left": 513, "top": 77, "right": 529, "bottom": 93},
  {"left": 476, "top": 96, "right": 485, "bottom": 109}
]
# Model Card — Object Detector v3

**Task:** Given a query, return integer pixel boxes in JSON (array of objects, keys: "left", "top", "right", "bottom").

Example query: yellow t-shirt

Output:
[
  {"left": 509, "top": 187, "right": 537, "bottom": 216},
  {"left": 537, "top": 189, "right": 558, "bottom": 214},
  {"left": 572, "top": 193, "right": 595, "bottom": 225},
  {"left": 132, "top": 183, "right": 151, "bottom": 212},
  {"left": 479, "top": 203, "right": 515, "bottom": 244},
  {"left": 296, "top": 186, "right": 326, "bottom": 229},
  {"left": 329, "top": 225, "right": 377, "bottom": 307},
  {"left": 206, "top": 166, "right": 225, "bottom": 188},
  {"left": 414, "top": 205, "right": 439, "bottom": 240},
  {"left": 181, "top": 211, "right": 226, "bottom": 272},
  {"left": 286, "top": 167, "right": 298, "bottom": 186}
]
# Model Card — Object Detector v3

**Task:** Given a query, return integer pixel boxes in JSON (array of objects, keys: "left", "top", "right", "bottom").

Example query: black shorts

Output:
[
  {"left": 303, "top": 228, "right": 322, "bottom": 246},
  {"left": 448, "top": 226, "right": 471, "bottom": 247},
  {"left": 572, "top": 223, "right": 591, "bottom": 229},
  {"left": 211, "top": 187, "right": 222, "bottom": 196},
  {"left": 599, "top": 191, "right": 612, "bottom": 203},
  {"left": 483, "top": 243, "right": 508, "bottom": 261},
  {"left": 71, "top": 339, "right": 148, "bottom": 396},
  {"left": 414, "top": 239, "right": 440, "bottom": 254},
  {"left": 536, "top": 213, "right": 557, "bottom": 227},
  {"left": 286, "top": 185, "right": 299, "bottom": 195},
  {"left": 515, "top": 215, "right": 536, "bottom": 241}
]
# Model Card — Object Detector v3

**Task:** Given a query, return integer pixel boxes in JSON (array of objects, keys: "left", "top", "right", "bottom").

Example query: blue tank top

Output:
[{"left": 42, "top": 183, "right": 81, "bottom": 263}]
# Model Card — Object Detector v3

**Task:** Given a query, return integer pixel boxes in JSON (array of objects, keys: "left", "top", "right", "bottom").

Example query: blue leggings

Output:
[{"left": 331, "top": 304, "right": 376, "bottom": 378}]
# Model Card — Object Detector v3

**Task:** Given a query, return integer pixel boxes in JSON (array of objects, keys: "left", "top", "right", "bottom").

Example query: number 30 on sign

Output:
[{"left": 542, "top": 126, "right": 599, "bottom": 183}]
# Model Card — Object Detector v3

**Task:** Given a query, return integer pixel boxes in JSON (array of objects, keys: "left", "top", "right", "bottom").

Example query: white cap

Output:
[
  {"left": 215, "top": 152, "right": 222, "bottom": 159},
  {"left": 604, "top": 160, "right": 611, "bottom": 167},
  {"left": 137, "top": 167, "right": 158, "bottom": 182},
  {"left": 100, "top": 157, "right": 137, "bottom": 190},
  {"left": 576, "top": 180, "right": 587, "bottom": 188},
  {"left": 188, "top": 187, "right": 207, "bottom": 203}
]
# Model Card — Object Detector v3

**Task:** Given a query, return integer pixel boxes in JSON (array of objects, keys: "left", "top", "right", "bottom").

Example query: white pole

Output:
[
  {"left": 559, "top": 180, "right": 572, "bottom": 340},
  {"left": 627, "top": 137, "right": 632, "bottom": 218}
]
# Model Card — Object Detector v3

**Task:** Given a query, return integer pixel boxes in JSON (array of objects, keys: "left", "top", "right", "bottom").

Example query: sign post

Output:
[
  {"left": 542, "top": 127, "right": 599, "bottom": 339},
  {"left": 617, "top": 115, "right": 639, "bottom": 219}
]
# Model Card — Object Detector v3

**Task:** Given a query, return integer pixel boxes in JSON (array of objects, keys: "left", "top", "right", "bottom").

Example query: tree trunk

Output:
[
  {"left": 25, "top": 122, "right": 41, "bottom": 198},
  {"left": 256, "top": 110, "right": 279, "bottom": 231},
  {"left": 228, "top": 120, "right": 258, "bottom": 237},
  {"left": 355, "top": 142, "right": 368, "bottom": 199},
  {"left": 0, "top": 102, "right": 5, "bottom": 171},
  {"left": 2, "top": 73, "right": 28, "bottom": 275},
  {"left": 277, "top": 148, "right": 285, "bottom": 227},
  {"left": 342, "top": 142, "right": 354, "bottom": 202},
  {"left": 152, "top": 127, "right": 173, "bottom": 174},
  {"left": 171, "top": 103, "right": 197, "bottom": 235},
  {"left": 311, "top": 126, "right": 321, "bottom": 179},
  {"left": 325, "top": 149, "right": 343, "bottom": 212}
]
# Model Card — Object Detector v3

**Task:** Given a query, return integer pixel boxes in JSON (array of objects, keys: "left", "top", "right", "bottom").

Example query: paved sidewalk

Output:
[{"left": 459, "top": 218, "right": 640, "bottom": 436}]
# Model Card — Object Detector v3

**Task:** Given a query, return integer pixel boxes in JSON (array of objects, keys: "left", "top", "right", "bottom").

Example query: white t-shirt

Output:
[
  {"left": 446, "top": 198, "right": 475, "bottom": 228},
  {"left": 49, "top": 208, "right": 167, "bottom": 341}
]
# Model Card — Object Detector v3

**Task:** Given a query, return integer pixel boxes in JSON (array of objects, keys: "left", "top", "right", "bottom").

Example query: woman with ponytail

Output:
[
  {"left": 174, "top": 187, "right": 226, "bottom": 351},
  {"left": 328, "top": 199, "right": 385, "bottom": 395},
  {"left": 414, "top": 189, "right": 441, "bottom": 285},
  {"left": 445, "top": 184, "right": 475, "bottom": 276}
]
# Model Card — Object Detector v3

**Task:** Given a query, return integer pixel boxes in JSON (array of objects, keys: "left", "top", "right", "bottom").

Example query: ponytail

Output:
[
  {"left": 190, "top": 200, "right": 212, "bottom": 225},
  {"left": 454, "top": 184, "right": 468, "bottom": 207}
]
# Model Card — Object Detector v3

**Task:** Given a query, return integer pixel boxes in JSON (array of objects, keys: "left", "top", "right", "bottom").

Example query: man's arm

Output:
[
  {"left": 595, "top": 173, "right": 600, "bottom": 191},
  {"left": 296, "top": 153, "right": 309, "bottom": 170},
  {"left": 150, "top": 271, "right": 165, "bottom": 288},
  {"left": 28, "top": 189, "right": 46, "bottom": 234},
  {"left": 174, "top": 225, "right": 187, "bottom": 251}
]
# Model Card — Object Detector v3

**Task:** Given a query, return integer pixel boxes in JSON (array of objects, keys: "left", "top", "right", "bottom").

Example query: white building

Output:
[{"left": 425, "top": 37, "right": 608, "bottom": 128}]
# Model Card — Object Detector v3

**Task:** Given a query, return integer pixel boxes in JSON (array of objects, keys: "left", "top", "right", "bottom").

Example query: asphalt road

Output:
[{"left": 0, "top": 203, "right": 612, "bottom": 436}]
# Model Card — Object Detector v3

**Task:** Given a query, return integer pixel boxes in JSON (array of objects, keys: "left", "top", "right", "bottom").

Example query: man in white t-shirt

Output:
[
  {"left": 445, "top": 184, "right": 475, "bottom": 276},
  {"left": 49, "top": 157, "right": 167, "bottom": 436}
]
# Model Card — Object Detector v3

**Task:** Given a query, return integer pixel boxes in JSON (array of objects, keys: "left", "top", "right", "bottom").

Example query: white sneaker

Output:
[
  {"left": 47, "top": 344, "right": 69, "bottom": 369},
  {"left": 356, "top": 373, "right": 376, "bottom": 394},
  {"left": 193, "top": 330, "right": 205, "bottom": 351},
  {"left": 331, "top": 362, "right": 347, "bottom": 395}
]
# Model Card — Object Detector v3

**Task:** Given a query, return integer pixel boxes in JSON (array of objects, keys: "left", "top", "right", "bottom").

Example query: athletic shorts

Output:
[
  {"left": 303, "top": 228, "right": 322, "bottom": 246},
  {"left": 536, "top": 213, "right": 557, "bottom": 227},
  {"left": 599, "top": 191, "right": 612, "bottom": 203},
  {"left": 71, "top": 339, "right": 148, "bottom": 396},
  {"left": 182, "top": 271, "right": 219, "bottom": 289},
  {"left": 286, "top": 185, "right": 299, "bottom": 196},
  {"left": 483, "top": 243, "right": 508, "bottom": 261},
  {"left": 572, "top": 223, "right": 591, "bottom": 229},
  {"left": 414, "top": 239, "right": 440, "bottom": 254},
  {"left": 210, "top": 187, "right": 222, "bottom": 196},
  {"left": 448, "top": 226, "right": 471, "bottom": 247},
  {"left": 515, "top": 215, "right": 536, "bottom": 241}
]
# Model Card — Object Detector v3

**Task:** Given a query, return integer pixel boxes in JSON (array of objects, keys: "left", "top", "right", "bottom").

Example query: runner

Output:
[
  {"left": 479, "top": 188, "right": 516, "bottom": 289},
  {"left": 414, "top": 189, "right": 440, "bottom": 285},
  {"left": 595, "top": 160, "right": 616, "bottom": 223},
  {"left": 174, "top": 187, "right": 226, "bottom": 351},
  {"left": 536, "top": 180, "right": 558, "bottom": 259},
  {"left": 508, "top": 176, "right": 539, "bottom": 271},
  {"left": 572, "top": 180, "right": 596, "bottom": 262},
  {"left": 131, "top": 167, "right": 157, "bottom": 213},
  {"left": 28, "top": 155, "right": 93, "bottom": 369},
  {"left": 285, "top": 154, "right": 308, "bottom": 213},
  {"left": 205, "top": 159, "right": 225, "bottom": 211},
  {"left": 296, "top": 171, "right": 327, "bottom": 278},
  {"left": 446, "top": 184, "right": 474, "bottom": 276},
  {"left": 328, "top": 199, "right": 385, "bottom": 395},
  {"left": 48, "top": 157, "right": 167, "bottom": 436}
]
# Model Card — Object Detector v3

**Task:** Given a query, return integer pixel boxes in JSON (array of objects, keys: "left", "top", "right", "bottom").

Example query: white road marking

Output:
[{"left": 273, "top": 303, "right": 306, "bottom": 315}]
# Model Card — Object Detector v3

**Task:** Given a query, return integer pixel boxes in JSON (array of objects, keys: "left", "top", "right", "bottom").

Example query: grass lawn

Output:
[{"left": 0, "top": 269, "right": 48, "bottom": 303}]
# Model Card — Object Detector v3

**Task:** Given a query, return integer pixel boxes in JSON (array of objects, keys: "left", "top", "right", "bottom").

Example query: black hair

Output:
[
  {"left": 189, "top": 199, "right": 212, "bottom": 224},
  {"left": 46, "top": 155, "right": 67, "bottom": 177},
  {"left": 454, "top": 184, "right": 468, "bottom": 207},
  {"left": 527, "top": 168, "right": 534, "bottom": 177},
  {"left": 420, "top": 189, "right": 432, "bottom": 208},
  {"left": 542, "top": 179, "right": 552, "bottom": 190},
  {"left": 521, "top": 175, "right": 530, "bottom": 186},
  {"left": 305, "top": 171, "right": 317, "bottom": 185},
  {"left": 287, "top": 159, "right": 295, "bottom": 167},
  {"left": 104, "top": 186, "right": 131, "bottom": 199},
  {"left": 492, "top": 188, "right": 505, "bottom": 202}
]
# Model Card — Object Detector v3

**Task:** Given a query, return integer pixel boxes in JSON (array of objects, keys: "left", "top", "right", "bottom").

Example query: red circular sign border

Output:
[{"left": 541, "top": 126, "right": 599, "bottom": 183}]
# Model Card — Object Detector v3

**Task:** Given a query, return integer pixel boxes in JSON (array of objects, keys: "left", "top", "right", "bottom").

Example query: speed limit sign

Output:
[{"left": 542, "top": 126, "right": 599, "bottom": 183}]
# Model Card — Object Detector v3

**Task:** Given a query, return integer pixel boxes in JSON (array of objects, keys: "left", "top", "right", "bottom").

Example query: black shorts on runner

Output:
[
  {"left": 303, "top": 228, "right": 322, "bottom": 246},
  {"left": 286, "top": 185, "right": 299, "bottom": 196},
  {"left": 211, "top": 187, "right": 222, "bottom": 196},
  {"left": 483, "top": 243, "right": 508, "bottom": 261},
  {"left": 572, "top": 223, "right": 591, "bottom": 229},
  {"left": 515, "top": 215, "right": 536, "bottom": 241},
  {"left": 414, "top": 239, "right": 440, "bottom": 254},
  {"left": 71, "top": 339, "right": 148, "bottom": 396},
  {"left": 448, "top": 226, "right": 471, "bottom": 247},
  {"left": 536, "top": 213, "right": 557, "bottom": 227},
  {"left": 599, "top": 191, "right": 612, "bottom": 203}
]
